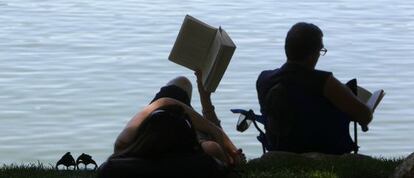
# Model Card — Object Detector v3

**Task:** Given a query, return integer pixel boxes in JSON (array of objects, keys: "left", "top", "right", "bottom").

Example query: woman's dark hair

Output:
[
  {"left": 117, "top": 105, "right": 202, "bottom": 159},
  {"left": 284, "top": 22, "right": 323, "bottom": 61}
]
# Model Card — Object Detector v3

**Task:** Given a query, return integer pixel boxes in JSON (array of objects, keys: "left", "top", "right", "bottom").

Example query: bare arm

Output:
[
  {"left": 166, "top": 98, "right": 238, "bottom": 153},
  {"left": 193, "top": 70, "right": 244, "bottom": 164},
  {"left": 324, "top": 75, "right": 373, "bottom": 126},
  {"left": 195, "top": 70, "right": 221, "bottom": 127}
]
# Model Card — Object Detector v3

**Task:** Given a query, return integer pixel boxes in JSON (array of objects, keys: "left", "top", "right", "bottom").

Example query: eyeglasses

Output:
[{"left": 320, "top": 47, "right": 328, "bottom": 56}]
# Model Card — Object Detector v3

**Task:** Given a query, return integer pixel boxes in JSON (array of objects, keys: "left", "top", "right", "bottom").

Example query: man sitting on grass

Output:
[{"left": 256, "top": 22, "right": 373, "bottom": 154}]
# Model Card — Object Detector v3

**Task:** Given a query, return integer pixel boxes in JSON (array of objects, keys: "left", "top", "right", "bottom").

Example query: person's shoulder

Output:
[
  {"left": 308, "top": 69, "right": 334, "bottom": 93},
  {"left": 257, "top": 69, "right": 279, "bottom": 86},
  {"left": 313, "top": 68, "right": 333, "bottom": 76},
  {"left": 258, "top": 69, "right": 280, "bottom": 79},
  {"left": 259, "top": 69, "right": 275, "bottom": 75},
  {"left": 313, "top": 69, "right": 333, "bottom": 80}
]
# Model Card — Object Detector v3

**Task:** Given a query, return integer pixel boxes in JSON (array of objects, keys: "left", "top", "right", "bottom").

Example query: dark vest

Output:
[{"left": 256, "top": 62, "right": 355, "bottom": 154}]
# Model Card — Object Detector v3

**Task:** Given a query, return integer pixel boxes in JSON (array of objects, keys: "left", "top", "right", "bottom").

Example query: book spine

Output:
[{"left": 204, "top": 45, "right": 236, "bottom": 92}]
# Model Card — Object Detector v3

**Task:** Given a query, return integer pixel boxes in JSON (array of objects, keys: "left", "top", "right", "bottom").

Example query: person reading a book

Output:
[
  {"left": 256, "top": 22, "right": 373, "bottom": 154},
  {"left": 102, "top": 71, "right": 244, "bottom": 177}
]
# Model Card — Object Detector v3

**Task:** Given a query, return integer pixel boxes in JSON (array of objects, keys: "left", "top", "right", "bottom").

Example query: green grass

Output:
[
  {"left": 0, "top": 162, "right": 95, "bottom": 178},
  {"left": 0, "top": 155, "right": 403, "bottom": 178},
  {"left": 238, "top": 154, "right": 403, "bottom": 178}
]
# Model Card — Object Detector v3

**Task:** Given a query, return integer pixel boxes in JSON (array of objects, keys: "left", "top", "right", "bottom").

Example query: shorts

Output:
[{"left": 150, "top": 85, "right": 192, "bottom": 107}]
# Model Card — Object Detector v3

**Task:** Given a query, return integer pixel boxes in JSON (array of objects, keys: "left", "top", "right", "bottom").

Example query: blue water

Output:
[{"left": 1, "top": 0, "right": 414, "bottom": 165}]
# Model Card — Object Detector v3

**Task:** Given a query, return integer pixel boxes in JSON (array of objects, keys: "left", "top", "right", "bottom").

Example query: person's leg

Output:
[
  {"left": 151, "top": 76, "right": 193, "bottom": 107},
  {"left": 167, "top": 76, "right": 192, "bottom": 101}
]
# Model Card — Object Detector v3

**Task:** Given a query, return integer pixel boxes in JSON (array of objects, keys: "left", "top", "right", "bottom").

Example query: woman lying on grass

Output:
[{"left": 98, "top": 71, "right": 245, "bottom": 178}]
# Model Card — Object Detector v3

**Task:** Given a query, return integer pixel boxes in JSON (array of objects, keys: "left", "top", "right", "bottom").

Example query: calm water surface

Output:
[{"left": 1, "top": 0, "right": 414, "bottom": 165}]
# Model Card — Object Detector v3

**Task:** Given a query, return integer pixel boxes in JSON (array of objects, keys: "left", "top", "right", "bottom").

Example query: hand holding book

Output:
[
  {"left": 346, "top": 78, "right": 385, "bottom": 132},
  {"left": 195, "top": 69, "right": 221, "bottom": 127}
]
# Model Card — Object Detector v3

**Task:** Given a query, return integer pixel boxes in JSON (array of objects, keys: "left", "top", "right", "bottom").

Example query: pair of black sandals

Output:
[{"left": 56, "top": 152, "right": 98, "bottom": 170}]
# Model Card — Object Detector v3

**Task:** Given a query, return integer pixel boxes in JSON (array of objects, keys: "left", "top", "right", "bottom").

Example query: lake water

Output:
[{"left": 1, "top": 0, "right": 414, "bottom": 165}]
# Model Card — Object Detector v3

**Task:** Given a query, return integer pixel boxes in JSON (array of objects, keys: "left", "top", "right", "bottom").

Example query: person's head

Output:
[{"left": 285, "top": 22, "right": 324, "bottom": 65}]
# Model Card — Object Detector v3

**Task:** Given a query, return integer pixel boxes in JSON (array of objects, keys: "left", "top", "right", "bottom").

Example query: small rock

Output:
[{"left": 392, "top": 152, "right": 414, "bottom": 178}]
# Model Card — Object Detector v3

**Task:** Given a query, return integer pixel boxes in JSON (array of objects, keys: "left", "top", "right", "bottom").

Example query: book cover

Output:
[{"left": 169, "top": 15, "right": 236, "bottom": 92}]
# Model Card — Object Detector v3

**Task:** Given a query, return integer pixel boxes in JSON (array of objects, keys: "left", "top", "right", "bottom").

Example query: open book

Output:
[
  {"left": 346, "top": 78, "right": 385, "bottom": 113},
  {"left": 346, "top": 79, "right": 385, "bottom": 132},
  {"left": 357, "top": 86, "right": 385, "bottom": 112},
  {"left": 346, "top": 79, "right": 385, "bottom": 113},
  {"left": 357, "top": 86, "right": 385, "bottom": 132},
  {"left": 169, "top": 15, "right": 236, "bottom": 92}
]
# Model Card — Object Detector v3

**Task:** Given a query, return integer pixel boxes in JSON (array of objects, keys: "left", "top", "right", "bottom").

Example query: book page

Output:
[
  {"left": 357, "top": 86, "right": 372, "bottom": 103},
  {"left": 204, "top": 28, "right": 236, "bottom": 92},
  {"left": 366, "top": 89, "right": 385, "bottom": 112},
  {"left": 169, "top": 15, "right": 217, "bottom": 70}
]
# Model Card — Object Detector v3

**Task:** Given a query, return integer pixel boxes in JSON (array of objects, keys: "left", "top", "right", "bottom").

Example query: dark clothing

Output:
[
  {"left": 151, "top": 85, "right": 192, "bottom": 107},
  {"left": 98, "top": 153, "right": 226, "bottom": 178},
  {"left": 257, "top": 62, "right": 332, "bottom": 118},
  {"left": 256, "top": 62, "right": 355, "bottom": 154}
]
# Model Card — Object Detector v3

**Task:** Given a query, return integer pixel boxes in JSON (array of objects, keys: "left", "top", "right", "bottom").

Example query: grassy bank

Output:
[
  {"left": 0, "top": 155, "right": 403, "bottom": 178},
  {"left": 0, "top": 163, "right": 95, "bottom": 178},
  {"left": 239, "top": 153, "right": 403, "bottom": 178}
]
